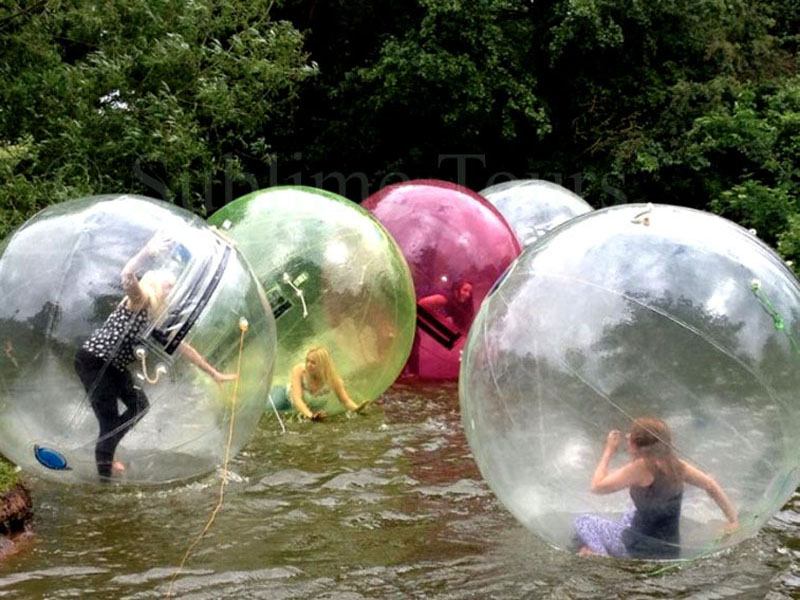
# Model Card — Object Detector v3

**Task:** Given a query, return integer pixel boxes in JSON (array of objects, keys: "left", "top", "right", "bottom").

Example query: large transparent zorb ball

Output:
[
  {"left": 208, "top": 186, "right": 416, "bottom": 413},
  {"left": 460, "top": 204, "right": 800, "bottom": 557},
  {"left": 0, "top": 195, "right": 276, "bottom": 484},
  {"left": 364, "top": 179, "right": 521, "bottom": 380},
  {"left": 480, "top": 179, "right": 593, "bottom": 247}
]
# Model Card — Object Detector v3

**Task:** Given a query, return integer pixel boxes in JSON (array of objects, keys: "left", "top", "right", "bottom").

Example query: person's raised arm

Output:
[
  {"left": 178, "top": 342, "right": 237, "bottom": 384},
  {"left": 120, "top": 248, "right": 150, "bottom": 303},
  {"left": 590, "top": 431, "right": 651, "bottom": 494},
  {"left": 121, "top": 234, "right": 171, "bottom": 304},
  {"left": 681, "top": 460, "right": 739, "bottom": 530},
  {"left": 417, "top": 294, "right": 449, "bottom": 310}
]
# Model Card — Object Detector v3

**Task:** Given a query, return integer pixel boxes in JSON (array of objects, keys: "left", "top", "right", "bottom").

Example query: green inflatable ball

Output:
[{"left": 209, "top": 186, "right": 416, "bottom": 416}]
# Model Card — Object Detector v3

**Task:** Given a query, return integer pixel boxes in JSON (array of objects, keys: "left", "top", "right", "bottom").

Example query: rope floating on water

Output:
[{"left": 166, "top": 316, "right": 249, "bottom": 598}]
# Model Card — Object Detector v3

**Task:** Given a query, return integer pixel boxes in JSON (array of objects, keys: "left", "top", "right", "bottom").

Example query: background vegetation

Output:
[
  {"left": 1, "top": 0, "right": 798, "bottom": 264},
  {"left": 0, "top": 455, "right": 19, "bottom": 491}
]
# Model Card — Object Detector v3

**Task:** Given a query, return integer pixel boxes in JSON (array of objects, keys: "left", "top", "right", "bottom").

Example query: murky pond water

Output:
[{"left": 1, "top": 381, "right": 798, "bottom": 598}]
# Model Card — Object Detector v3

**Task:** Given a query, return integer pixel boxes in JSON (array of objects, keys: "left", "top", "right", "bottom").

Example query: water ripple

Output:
[{"left": 0, "top": 382, "right": 797, "bottom": 599}]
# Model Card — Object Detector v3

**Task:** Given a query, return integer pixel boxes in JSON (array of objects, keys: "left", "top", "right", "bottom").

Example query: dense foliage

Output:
[
  {"left": 0, "top": 455, "right": 19, "bottom": 491},
  {"left": 1, "top": 0, "right": 798, "bottom": 265},
  {"left": 0, "top": 0, "right": 315, "bottom": 235}
]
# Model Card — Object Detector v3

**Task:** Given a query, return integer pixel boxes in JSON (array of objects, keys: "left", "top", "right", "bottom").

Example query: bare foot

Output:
[
  {"left": 577, "top": 546, "right": 594, "bottom": 557},
  {"left": 111, "top": 460, "right": 126, "bottom": 474}
]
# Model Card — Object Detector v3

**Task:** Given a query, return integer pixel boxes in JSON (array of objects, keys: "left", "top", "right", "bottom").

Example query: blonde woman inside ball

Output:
[{"left": 270, "top": 345, "right": 365, "bottom": 421}]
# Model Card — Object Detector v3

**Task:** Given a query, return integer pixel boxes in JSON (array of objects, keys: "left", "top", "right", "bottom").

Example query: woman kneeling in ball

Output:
[
  {"left": 574, "top": 416, "right": 739, "bottom": 559},
  {"left": 270, "top": 346, "right": 364, "bottom": 421}
]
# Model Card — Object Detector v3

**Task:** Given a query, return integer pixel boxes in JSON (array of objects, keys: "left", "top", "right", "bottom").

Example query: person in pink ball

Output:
[
  {"left": 418, "top": 279, "right": 475, "bottom": 334},
  {"left": 407, "top": 279, "right": 475, "bottom": 376},
  {"left": 363, "top": 179, "right": 521, "bottom": 379}
]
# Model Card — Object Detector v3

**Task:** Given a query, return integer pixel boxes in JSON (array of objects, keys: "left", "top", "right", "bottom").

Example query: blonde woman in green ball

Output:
[{"left": 270, "top": 345, "right": 364, "bottom": 421}]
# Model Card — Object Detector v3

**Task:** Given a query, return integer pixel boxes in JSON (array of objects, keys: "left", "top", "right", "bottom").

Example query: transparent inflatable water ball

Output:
[
  {"left": 0, "top": 195, "right": 276, "bottom": 484},
  {"left": 460, "top": 204, "right": 800, "bottom": 558},
  {"left": 208, "top": 186, "right": 416, "bottom": 413},
  {"left": 480, "top": 179, "right": 593, "bottom": 247},
  {"left": 364, "top": 179, "right": 521, "bottom": 380}
]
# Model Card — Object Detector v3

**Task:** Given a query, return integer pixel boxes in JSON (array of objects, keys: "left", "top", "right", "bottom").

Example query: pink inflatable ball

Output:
[
  {"left": 363, "top": 179, "right": 521, "bottom": 379},
  {"left": 480, "top": 179, "right": 593, "bottom": 247}
]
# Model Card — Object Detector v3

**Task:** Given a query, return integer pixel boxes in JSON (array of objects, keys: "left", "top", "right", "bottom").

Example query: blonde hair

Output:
[
  {"left": 136, "top": 269, "right": 176, "bottom": 316},
  {"left": 306, "top": 345, "right": 340, "bottom": 387}
]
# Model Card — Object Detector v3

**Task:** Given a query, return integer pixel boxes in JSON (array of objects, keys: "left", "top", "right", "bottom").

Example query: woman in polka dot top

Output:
[{"left": 73, "top": 234, "right": 237, "bottom": 479}]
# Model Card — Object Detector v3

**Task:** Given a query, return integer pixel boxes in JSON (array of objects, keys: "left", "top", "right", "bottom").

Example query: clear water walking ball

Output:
[
  {"left": 0, "top": 195, "right": 276, "bottom": 484},
  {"left": 480, "top": 179, "right": 593, "bottom": 247},
  {"left": 460, "top": 203, "right": 800, "bottom": 557},
  {"left": 364, "top": 179, "right": 521, "bottom": 380},
  {"left": 208, "top": 186, "right": 416, "bottom": 412}
]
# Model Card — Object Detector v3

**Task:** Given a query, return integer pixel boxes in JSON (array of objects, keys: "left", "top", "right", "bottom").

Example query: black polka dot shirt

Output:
[{"left": 82, "top": 304, "right": 149, "bottom": 371}]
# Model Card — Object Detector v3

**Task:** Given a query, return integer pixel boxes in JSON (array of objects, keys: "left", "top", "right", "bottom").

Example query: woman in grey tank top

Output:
[{"left": 573, "top": 417, "right": 739, "bottom": 558}]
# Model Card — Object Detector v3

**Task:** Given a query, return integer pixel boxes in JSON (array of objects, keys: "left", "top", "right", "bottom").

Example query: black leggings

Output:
[{"left": 74, "top": 348, "right": 150, "bottom": 478}]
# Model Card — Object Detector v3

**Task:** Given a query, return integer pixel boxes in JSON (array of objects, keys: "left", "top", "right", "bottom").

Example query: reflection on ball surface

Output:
[
  {"left": 0, "top": 195, "right": 276, "bottom": 484},
  {"left": 461, "top": 204, "right": 800, "bottom": 557},
  {"left": 209, "top": 186, "right": 416, "bottom": 412}
]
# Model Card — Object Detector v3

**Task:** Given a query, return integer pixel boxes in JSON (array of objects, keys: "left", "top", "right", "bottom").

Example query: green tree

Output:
[
  {"left": 534, "top": 0, "right": 797, "bottom": 203},
  {"left": 273, "top": 0, "right": 797, "bottom": 210},
  {"left": 700, "top": 76, "right": 800, "bottom": 258},
  {"left": 2, "top": 0, "right": 798, "bottom": 254},
  {"left": 274, "top": 0, "right": 550, "bottom": 193},
  {"left": 0, "top": 0, "right": 316, "bottom": 237}
]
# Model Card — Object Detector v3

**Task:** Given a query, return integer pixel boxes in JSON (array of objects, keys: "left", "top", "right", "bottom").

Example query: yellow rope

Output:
[{"left": 166, "top": 317, "right": 249, "bottom": 598}]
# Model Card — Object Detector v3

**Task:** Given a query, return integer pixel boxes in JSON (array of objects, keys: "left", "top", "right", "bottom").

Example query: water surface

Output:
[{"left": 1, "top": 382, "right": 798, "bottom": 598}]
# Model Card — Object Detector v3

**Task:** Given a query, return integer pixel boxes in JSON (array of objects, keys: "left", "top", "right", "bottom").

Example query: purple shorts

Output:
[{"left": 573, "top": 509, "right": 635, "bottom": 557}]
